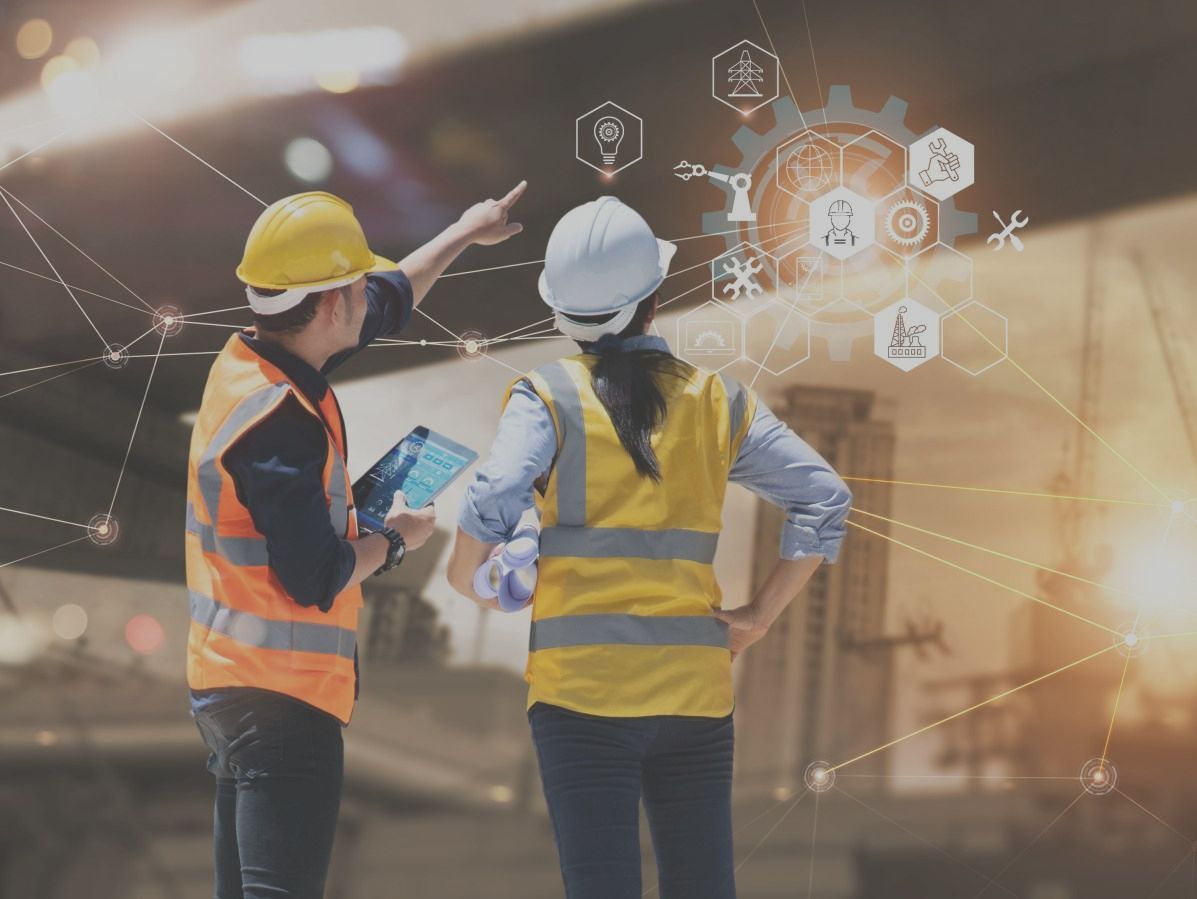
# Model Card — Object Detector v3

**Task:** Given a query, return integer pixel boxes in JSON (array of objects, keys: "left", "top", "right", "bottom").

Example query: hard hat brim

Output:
[
  {"left": 539, "top": 238, "right": 677, "bottom": 314},
  {"left": 236, "top": 251, "right": 400, "bottom": 292}
]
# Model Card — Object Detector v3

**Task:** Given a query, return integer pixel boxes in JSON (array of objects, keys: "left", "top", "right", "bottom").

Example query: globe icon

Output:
[{"left": 785, "top": 143, "right": 834, "bottom": 192}]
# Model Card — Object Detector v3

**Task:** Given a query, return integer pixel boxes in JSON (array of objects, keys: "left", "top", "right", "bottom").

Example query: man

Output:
[
  {"left": 822, "top": 198, "right": 857, "bottom": 247},
  {"left": 185, "top": 182, "right": 526, "bottom": 898}
]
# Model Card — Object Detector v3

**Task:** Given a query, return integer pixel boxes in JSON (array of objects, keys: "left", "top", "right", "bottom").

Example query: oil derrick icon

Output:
[
  {"left": 727, "top": 49, "right": 764, "bottom": 98},
  {"left": 888, "top": 305, "right": 927, "bottom": 358}
]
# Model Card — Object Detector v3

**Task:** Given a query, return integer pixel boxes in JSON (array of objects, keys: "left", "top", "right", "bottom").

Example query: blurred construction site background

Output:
[{"left": 2, "top": 1, "right": 1197, "bottom": 896}]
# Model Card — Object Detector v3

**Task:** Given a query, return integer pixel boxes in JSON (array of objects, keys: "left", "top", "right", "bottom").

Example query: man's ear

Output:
[{"left": 323, "top": 286, "right": 347, "bottom": 322}]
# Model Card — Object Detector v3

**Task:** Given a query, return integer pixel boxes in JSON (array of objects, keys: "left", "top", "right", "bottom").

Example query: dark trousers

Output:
[
  {"left": 528, "top": 701, "right": 736, "bottom": 899},
  {"left": 193, "top": 689, "right": 344, "bottom": 899}
]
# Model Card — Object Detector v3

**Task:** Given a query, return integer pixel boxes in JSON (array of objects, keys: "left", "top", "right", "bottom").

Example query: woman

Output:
[{"left": 447, "top": 196, "right": 852, "bottom": 899}]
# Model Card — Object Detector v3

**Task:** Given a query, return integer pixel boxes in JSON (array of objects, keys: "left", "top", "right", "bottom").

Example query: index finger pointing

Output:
[{"left": 499, "top": 180, "right": 528, "bottom": 210}]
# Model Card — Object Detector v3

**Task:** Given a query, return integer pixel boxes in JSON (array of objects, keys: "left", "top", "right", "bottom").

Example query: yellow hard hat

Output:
[{"left": 236, "top": 191, "right": 399, "bottom": 313}]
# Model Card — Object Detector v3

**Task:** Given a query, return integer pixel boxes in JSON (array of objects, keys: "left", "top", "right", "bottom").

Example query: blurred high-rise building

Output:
[{"left": 735, "top": 387, "right": 896, "bottom": 798}]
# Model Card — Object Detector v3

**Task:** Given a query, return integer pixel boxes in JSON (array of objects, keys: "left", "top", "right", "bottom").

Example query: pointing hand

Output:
[{"left": 458, "top": 180, "right": 527, "bottom": 246}]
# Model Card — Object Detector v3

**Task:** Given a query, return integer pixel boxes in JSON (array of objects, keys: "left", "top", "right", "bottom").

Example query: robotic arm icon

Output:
[{"left": 674, "top": 161, "right": 755, "bottom": 222}]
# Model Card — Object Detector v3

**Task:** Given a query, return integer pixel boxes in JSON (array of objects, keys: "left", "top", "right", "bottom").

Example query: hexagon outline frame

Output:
[
  {"left": 576, "top": 101, "right": 643, "bottom": 176},
  {"left": 808, "top": 186, "right": 877, "bottom": 261},
  {"left": 939, "top": 298, "right": 1009, "bottom": 376},
  {"left": 877, "top": 185, "right": 938, "bottom": 257},
  {"left": 711, "top": 40, "right": 779, "bottom": 115},
  {"left": 912, "top": 239, "right": 975, "bottom": 309},
  {"left": 907, "top": 126, "right": 974, "bottom": 202},
  {"left": 841, "top": 129, "right": 908, "bottom": 199},
  {"left": 710, "top": 240, "right": 786, "bottom": 305},
  {"left": 744, "top": 300, "right": 813, "bottom": 376},
  {"left": 676, "top": 299, "right": 747, "bottom": 373},
  {"left": 774, "top": 129, "right": 841, "bottom": 201},
  {"left": 874, "top": 297, "right": 942, "bottom": 372}
]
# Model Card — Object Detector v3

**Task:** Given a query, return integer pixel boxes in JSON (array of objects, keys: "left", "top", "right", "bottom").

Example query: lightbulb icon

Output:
[{"left": 594, "top": 116, "right": 624, "bottom": 165}]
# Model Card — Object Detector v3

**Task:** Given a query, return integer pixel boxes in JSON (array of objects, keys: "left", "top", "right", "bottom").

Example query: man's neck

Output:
[{"left": 254, "top": 331, "right": 329, "bottom": 372}]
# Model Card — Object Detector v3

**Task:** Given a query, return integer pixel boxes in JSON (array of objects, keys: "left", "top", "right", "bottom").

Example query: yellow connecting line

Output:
[
  {"left": 847, "top": 519, "right": 1123, "bottom": 636},
  {"left": 929, "top": 292, "right": 1172, "bottom": 503},
  {"left": 851, "top": 507, "right": 1150, "bottom": 607},
  {"left": 842, "top": 476, "right": 1168, "bottom": 509},
  {"left": 827, "top": 643, "right": 1118, "bottom": 774}
]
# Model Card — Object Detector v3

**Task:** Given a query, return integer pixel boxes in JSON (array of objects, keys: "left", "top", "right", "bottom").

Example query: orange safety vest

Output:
[{"left": 185, "top": 331, "right": 362, "bottom": 724}]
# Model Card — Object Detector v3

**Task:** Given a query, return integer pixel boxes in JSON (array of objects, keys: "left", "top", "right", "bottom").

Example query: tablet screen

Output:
[{"left": 353, "top": 427, "right": 478, "bottom": 530}]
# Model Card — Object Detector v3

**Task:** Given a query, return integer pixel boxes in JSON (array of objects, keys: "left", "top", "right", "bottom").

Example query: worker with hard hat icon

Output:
[
  {"left": 186, "top": 182, "right": 526, "bottom": 898},
  {"left": 823, "top": 197, "right": 858, "bottom": 247},
  {"left": 447, "top": 196, "right": 852, "bottom": 899}
]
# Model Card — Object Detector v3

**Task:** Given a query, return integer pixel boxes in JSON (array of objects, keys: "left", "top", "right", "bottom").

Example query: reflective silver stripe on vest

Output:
[
  {"left": 196, "top": 382, "right": 291, "bottom": 535},
  {"left": 540, "top": 526, "right": 718, "bottom": 564},
  {"left": 190, "top": 590, "right": 356, "bottom": 659},
  {"left": 719, "top": 372, "right": 748, "bottom": 444},
  {"left": 529, "top": 614, "right": 729, "bottom": 651},
  {"left": 536, "top": 361, "right": 587, "bottom": 526},
  {"left": 186, "top": 502, "right": 269, "bottom": 566},
  {"left": 195, "top": 381, "right": 352, "bottom": 563},
  {"left": 327, "top": 448, "right": 349, "bottom": 538}
]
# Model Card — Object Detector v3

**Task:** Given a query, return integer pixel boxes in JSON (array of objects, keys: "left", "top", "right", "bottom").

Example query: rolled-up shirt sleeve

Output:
[
  {"left": 729, "top": 399, "right": 853, "bottom": 563},
  {"left": 458, "top": 380, "right": 557, "bottom": 544}
]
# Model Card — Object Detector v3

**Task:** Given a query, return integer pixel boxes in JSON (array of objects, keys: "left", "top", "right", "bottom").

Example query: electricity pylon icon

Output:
[{"left": 727, "top": 49, "right": 764, "bottom": 98}]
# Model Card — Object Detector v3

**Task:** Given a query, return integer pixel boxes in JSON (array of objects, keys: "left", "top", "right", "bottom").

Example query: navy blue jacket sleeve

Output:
[
  {"left": 223, "top": 395, "right": 357, "bottom": 612},
  {"left": 323, "top": 270, "right": 414, "bottom": 375}
]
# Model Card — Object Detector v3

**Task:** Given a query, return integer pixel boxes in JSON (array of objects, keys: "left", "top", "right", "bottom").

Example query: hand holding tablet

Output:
[{"left": 353, "top": 426, "right": 479, "bottom": 532}]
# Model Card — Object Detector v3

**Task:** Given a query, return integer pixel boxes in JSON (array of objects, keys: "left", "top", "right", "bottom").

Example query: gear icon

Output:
[
  {"left": 884, "top": 198, "right": 930, "bottom": 248},
  {"left": 597, "top": 120, "right": 621, "bottom": 142},
  {"left": 699, "top": 85, "right": 978, "bottom": 362}
]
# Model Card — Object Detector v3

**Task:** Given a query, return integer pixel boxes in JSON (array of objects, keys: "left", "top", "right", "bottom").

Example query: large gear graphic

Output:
[
  {"left": 700, "top": 85, "right": 978, "bottom": 361},
  {"left": 884, "top": 198, "right": 931, "bottom": 247}
]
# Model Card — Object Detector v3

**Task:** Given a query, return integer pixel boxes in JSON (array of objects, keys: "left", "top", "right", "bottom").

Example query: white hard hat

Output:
[
  {"left": 829, "top": 199, "right": 854, "bottom": 215},
  {"left": 538, "top": 196, "right": 677, "bottom": 342}
]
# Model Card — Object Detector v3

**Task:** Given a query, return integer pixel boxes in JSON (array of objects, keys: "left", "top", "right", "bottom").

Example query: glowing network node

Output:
[
  {"left": 1079, "top": 758, "right": 1117, "bottom": 796},
  {"left": 103, "top": 342, "right": 130, "bottom": 369},
  {"left": 1171, "top": 499, "right": 1185, "bottom": 513},
  {"left": 457, "top": 330, "right": 488, "bottom": 361},
  {"left": 1114, "top": 621, "right": 1146, "bottom": 657},
  {"left": 87, "top": 513, "right": 119, "bottom": 546},
  {"left": 804, "top": 761, "right": 835, "bottom": 793},
  {"left": 154, "top": 305, "right": 184, "bottom": 337},
  {"left": 419, "top": 339, "right": 427, "bottom": 347}
]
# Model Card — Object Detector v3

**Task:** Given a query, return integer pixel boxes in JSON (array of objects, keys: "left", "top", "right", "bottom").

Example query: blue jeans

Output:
[
  {"left": 528, "top": 701, "right": 736, "bottom": 899},
  {"left": 192, "top": 688, "right": 344, "bottom": 899}
]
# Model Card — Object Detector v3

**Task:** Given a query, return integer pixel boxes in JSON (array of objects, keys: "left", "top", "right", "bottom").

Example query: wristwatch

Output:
[{"left": 373, "top": 526, "right": 406, "bottom": 576}]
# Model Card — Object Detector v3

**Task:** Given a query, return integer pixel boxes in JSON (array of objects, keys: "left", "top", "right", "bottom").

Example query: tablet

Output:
[{"left": 352, "top": 426, "right": 478, "bottom": 531}]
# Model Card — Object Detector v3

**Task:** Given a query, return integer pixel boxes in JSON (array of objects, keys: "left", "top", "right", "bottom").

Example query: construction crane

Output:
[{"left": 1130, "top": 251, "right": 1197, "bottom": 471}]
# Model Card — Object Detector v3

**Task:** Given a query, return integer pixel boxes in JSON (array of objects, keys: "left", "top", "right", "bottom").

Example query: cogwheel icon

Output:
[
  {"left": 597, "top": 120, "right": 622, "bottom": 142},
  {"left": 884, "top": 199, "right": 930, "bottom": 247},
  {"left": 700, "top": 85, "right": 978, "bottom": 363}
]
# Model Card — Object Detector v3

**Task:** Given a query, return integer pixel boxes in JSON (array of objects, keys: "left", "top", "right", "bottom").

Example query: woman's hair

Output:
[{"left": 571, "top": 294, "right": 688, "bottom": 482}]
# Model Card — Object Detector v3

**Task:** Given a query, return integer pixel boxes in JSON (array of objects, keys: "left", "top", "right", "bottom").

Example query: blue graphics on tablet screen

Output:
[{"left": 354, "top": 427, "right": 477, "bottom": 530}]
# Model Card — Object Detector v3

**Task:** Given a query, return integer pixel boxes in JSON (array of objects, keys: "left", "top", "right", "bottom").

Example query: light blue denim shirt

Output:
[{"left": 458, "top": 335, "right": 853, "bottom": 562}]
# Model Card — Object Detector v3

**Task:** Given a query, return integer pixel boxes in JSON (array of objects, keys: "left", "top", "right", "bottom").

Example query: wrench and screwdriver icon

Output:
[{"left": 987, "top": 210, "right": 1029, "bottom": 252}]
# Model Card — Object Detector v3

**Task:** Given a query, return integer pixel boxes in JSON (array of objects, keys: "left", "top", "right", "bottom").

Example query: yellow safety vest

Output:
[
  {"left": 511, "top": 352, "right": 756, "bottom": 718},
  {"left": 185, "top": 331, "right": 362, "bottom": 724}
]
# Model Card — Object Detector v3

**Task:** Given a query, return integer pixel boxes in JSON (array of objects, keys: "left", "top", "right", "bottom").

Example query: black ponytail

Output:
[{"left": 574, "top": 295, "right": 688, "bottom": 482}]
